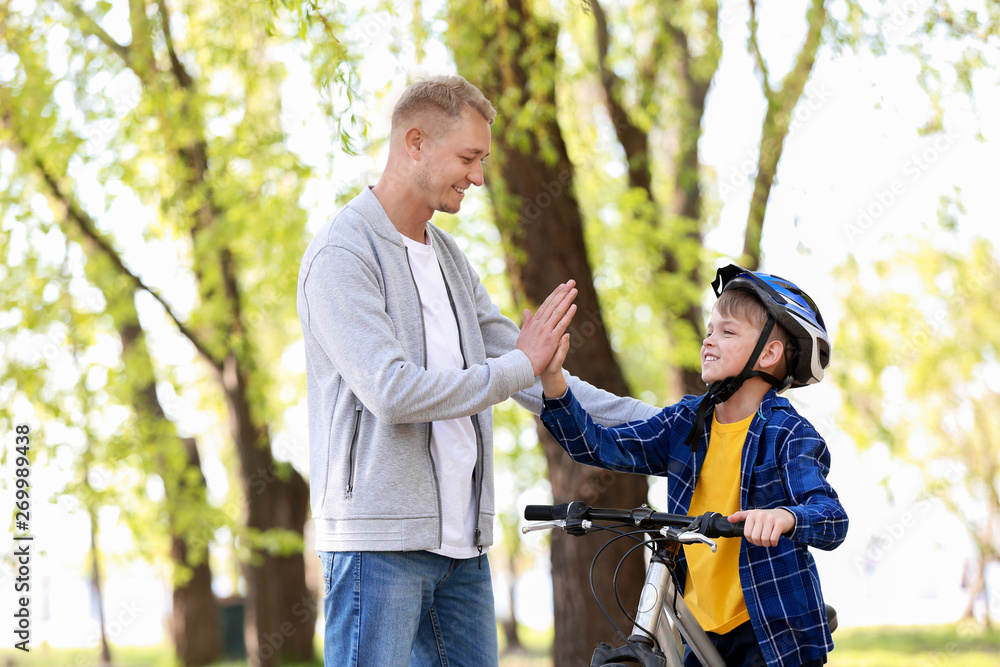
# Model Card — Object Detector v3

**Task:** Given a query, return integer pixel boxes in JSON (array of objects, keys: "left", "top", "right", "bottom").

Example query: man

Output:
[{"left": 297, "top": 74, "right": 657, "bottom": 666}]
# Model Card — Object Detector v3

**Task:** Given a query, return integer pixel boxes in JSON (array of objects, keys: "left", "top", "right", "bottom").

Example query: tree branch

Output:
[
  {"left": 588, "top": 0, "right": 653, "bottom": 196},
  {"left": 57, "top": 0, "right": 132, "bottom": 65},
  {"left": 151, "top": 0, "right": 244, "bottom": 362},
  {"left": 781, "top": 0, "right": 826, "bottom": 101},
  {"left": 1, "top": 109, "right": 221, "bottom": 369},
  {"left": 638, "top": 4, "right": 669, "bottom": 110},
  {"left": 747, "top": 0, "right": 773, "bottom": 97},
  {"left": 127, "top": 0, "right": 158, "bottom": 76},
  {"left": 155, "top": 0, "right": 193, "bottom": 88},
  {"left": 40, "top": 163, "right": 222, "bottom": 369},
  {"left": 590, "top": 0, "right": 626, "bottom": 131},
  {"left": 743, "top": 0, "right": 826, "bottom": 268}
]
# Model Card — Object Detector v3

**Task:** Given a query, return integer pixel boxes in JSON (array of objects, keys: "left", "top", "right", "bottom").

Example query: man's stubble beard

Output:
[{"left": 416, "top": 166, "right": 459, "bottom": 215}]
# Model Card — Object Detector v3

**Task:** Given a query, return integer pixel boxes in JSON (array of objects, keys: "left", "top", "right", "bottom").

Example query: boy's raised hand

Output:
[{"left": 540, "top": 332, "right": 570, "bottom": 399}]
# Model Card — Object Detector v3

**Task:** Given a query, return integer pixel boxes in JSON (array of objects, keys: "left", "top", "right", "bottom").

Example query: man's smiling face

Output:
[{"left": 414, "top": 105, "right": 490, "bottom": 216}]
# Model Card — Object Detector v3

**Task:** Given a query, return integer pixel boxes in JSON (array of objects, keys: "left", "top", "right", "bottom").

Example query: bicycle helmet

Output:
[
  {"left": 712, "top": 264, "right": 830, "bottom": 388},
  {"left": 683, "top": 264, "right": 830, "bottom": 450}
]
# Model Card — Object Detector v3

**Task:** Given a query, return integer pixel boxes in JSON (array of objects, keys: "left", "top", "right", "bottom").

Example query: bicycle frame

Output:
[
  {"left": 588, "top": 545, "right": 724, "bottom": 667},
  {"left": 636, "top": 552, "right": 723, "bottom": 667},
  {"left": 523, "top": 503, "right": 739, "bottom": 667}
]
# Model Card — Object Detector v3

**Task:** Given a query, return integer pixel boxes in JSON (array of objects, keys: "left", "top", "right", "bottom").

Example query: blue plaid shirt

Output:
[{"left": 541, "top": 387, "right": 848, "bottom": 667}]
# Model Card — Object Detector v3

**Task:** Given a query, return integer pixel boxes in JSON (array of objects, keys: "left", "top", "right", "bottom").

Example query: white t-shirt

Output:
[{"left": 401, "top": 232, "right": 481, "bottom": 559}]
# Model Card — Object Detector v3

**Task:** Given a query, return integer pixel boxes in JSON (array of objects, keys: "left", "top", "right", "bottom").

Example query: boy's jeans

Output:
[{"left": 319, "top": 550, "right": 499, "bottom": 667}]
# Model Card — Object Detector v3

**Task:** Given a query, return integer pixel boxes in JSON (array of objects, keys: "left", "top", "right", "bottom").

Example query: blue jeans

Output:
[{"left": 319, "top": 550, "right": 499, "bottom": 667}]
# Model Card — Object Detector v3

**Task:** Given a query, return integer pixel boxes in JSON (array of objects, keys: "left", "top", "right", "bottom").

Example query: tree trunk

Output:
[
  {"left": 743, "top": 0, "right": 827, "bottom": 269},
  {"left": 167, "top": 439, "right": 221, "bottom": 666},
  {"left": 87, "top": 503, "right": 113, "bottom": 667},
  {"left": 118, "top": 315, "right": 222, "bottom": 667},
  {"left": 448, "top": 3, "right": 648, "bottom": 664},
  {"left": 590, "top": 0, "right": 719, "bottom": 399},
  {"left": 661, "top": 9, "right": 716, "bottom": 399},
  {"left": 521, "top": 144, "right": 649, "bottom": 665},
  {"left": 104, "top": 264, "right": 222, "bottom": 665},
  {"left": 221, "top": 355, "right": 315, "bottom": 666},
  {"left": 499, "top": 548, "right": 524, "bottom": 654},
  {"left": 171, "top": 534, "right": 221, "bottom": 666},
  {"left": 152, "top": 11, "right": 319, "bottom": 658},
  {"left": 960, "top": 558, "right": 986, "bottom": 623},
  {"left": 500, "top": 123, "right": 649, "bottom": 666}
]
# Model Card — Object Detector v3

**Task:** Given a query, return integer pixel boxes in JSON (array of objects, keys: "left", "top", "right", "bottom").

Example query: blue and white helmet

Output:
[{"left": 712, "top": 264, "right": 831, "bottom": 388}]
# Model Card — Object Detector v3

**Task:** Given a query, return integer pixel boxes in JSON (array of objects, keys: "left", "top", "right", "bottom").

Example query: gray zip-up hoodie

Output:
[{"left": 297, "top": 186, "right": 658, "bottom": 553}]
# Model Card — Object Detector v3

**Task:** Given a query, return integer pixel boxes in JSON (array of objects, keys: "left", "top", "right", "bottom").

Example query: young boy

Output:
[{"left": 539, "top": 264, "right": 848, "bottom": 667}]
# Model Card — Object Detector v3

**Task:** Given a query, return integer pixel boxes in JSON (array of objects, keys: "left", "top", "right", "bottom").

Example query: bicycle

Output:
[{"left": 522, "top": 501, "right": 838, "bottom": 667}]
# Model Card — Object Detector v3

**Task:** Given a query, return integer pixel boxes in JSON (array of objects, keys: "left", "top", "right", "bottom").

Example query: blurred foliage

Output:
[
  {"left": 0, "top": 0, "right": 307, "bottom": 574},
  {"left": 0, "top": 0, "right": 336, "bottom": 659},
  {"left": 834, "top": 232, "right": 1000, "bottom": 622}
]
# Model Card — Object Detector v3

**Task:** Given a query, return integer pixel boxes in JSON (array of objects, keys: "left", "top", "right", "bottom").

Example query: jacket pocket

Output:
[
  {"left": 345, "top": 404, "right": 362, "bottom": 499},
  {"left": 749, "top": 462, "right": 788, "bottom": 509}
]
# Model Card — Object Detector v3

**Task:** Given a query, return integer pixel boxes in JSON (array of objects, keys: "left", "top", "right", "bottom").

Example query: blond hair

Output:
[{"left": 391, "top": 75, "right": 496, "bottom": 138}]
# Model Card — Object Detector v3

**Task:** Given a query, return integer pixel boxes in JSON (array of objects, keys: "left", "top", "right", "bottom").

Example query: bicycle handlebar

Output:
[{"left": 523, "top": 501, "right": 744, "bottom": 539}]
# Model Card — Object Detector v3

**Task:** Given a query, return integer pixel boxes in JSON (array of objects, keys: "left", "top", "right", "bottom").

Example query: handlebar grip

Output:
[
  {"left": 524, "top": 505, "right": 558, "bottom": 521},
  {"left": 524, "top": 503, "right": 578, "bottom": 521},
  {"left": 703, "top": 513, "right": 744, "bottom": 538}
]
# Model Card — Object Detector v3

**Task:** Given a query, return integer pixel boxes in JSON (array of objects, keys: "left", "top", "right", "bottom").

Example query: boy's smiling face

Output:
[{"left": 701, "top": 305, "right": 761, "bottom": 385}]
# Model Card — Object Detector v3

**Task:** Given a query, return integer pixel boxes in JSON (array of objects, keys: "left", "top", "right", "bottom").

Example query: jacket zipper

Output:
[
  {"left": 345, "top": 404, "right": 362, "bottom": 499},
  {"left": 472, "top": 415, "right": 485, "bottom": 568}
]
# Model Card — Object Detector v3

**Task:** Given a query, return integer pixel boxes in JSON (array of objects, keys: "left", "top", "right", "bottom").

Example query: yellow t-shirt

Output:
[{"left": 683, "top": 411, "right": 754, "bottom": 634}]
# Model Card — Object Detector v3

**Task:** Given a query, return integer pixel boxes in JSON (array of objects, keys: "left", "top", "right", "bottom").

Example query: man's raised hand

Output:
[{"left": 517, "top": 280, "right": 578, "bottom": 377}]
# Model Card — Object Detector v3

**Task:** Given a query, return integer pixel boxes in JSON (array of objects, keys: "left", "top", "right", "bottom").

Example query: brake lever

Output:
[
  {"left": 521, "top": 519, "right": 593, "bottom": 534},
  {"left": 662, "top": 527, "right": 718, "bottom": 552}
]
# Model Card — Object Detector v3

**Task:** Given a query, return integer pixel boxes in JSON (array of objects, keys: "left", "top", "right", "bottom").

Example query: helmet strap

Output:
[{"left": 684, "top": 317, "right": 783, "bottom": 450}]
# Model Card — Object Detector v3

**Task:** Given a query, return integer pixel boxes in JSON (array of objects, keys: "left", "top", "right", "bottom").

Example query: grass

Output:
[
  {"left": 0, "top": 645, "right": 320, "bottom": 667},
  {"left": 493, "top": 623, "right": 1000, "bottom": 667},
  {"left": 826, "top": 623, "right": 1000, "bottom": 667},
  {"left": 0, "top": 624, "right": 996, "bottom": 666}
]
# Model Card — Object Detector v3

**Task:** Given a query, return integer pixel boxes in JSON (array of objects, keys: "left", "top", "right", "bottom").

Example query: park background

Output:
[{"left": 1, "top": 0, "right": 999, "bottom": 665}]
